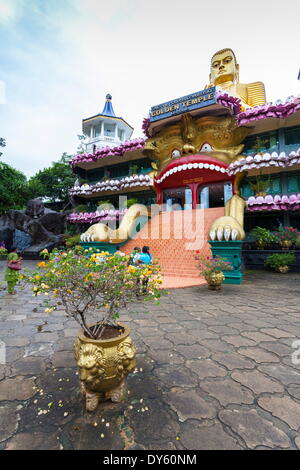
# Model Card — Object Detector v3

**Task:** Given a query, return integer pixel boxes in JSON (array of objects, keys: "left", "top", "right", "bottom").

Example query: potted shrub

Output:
[
  {"left": 23, "top": 247, "right": 161, "bottom": 411},
  {"left": 264, "top": 252, "right": 296, "bottom": 273},
  {"left": 0, "top": 242, "right": 7, "bottom": 260},
  {"left": 195, "top": 254, "right": 233, "bottom": 290},
  {"left": 272, "top": 226, "right": 300, "bottom": 249},
  {"left": 250, "top": 227, "right": 277, "bottom": 250},
  {"left": 249, "top": 175, "right": 271, "bottom": 197}
]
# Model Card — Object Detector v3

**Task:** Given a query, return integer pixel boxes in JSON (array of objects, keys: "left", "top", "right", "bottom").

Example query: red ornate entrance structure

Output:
[{"left": 154, "top": 154, "right": 234, "bottom": 209}]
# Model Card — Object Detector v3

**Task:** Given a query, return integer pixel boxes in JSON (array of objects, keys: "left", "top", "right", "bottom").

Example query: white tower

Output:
[{"left": 82, "top": 94, "right": 134, "bottom": 153}]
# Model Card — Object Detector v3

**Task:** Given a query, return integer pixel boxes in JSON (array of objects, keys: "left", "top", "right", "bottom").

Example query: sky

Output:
[{"left": 0, "top": 0, "right": 299, "bottom": 177}]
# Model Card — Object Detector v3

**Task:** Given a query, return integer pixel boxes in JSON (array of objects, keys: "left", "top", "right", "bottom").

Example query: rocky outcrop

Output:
[{"left": 0, "top": 199, "right": 68, "bottom": 255}]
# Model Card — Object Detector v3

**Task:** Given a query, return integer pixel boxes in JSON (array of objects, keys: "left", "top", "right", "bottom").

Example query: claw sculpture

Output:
[
  {"left": 80, "top": 204, "right": 150, "bottom": 243},
  {"left": 209, "top": 194, "right": 246, "bottom": 241}
]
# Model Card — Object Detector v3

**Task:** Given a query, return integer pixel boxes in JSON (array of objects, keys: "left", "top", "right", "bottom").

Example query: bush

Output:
[
  {"left": 272, "top": 226, "right": 300, "bottom": 243},
  {"left": 65, "top": 234, "right": 81, "bottom": 248},
  {"left": 264, "top": 253, "right": 296, "bottom": 269},
  {"left": 195, "top": 254, "right": 233, "bottom": 277},
  {"left": 251, "top": 227, "right": 277, "bottom": 244}
]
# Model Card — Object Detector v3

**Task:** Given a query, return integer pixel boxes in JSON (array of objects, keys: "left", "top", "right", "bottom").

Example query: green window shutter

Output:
[
  {"left": 269, "top": 177, "right": 281, "bottom": 195},
  {"left": 287, "top": 174, "right": 300, "bottom": 193}
]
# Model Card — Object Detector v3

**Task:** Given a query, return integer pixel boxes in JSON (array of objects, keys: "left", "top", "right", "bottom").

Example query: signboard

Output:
[{"left": 149, "top": 87, "right": 216, "bottom": 123}]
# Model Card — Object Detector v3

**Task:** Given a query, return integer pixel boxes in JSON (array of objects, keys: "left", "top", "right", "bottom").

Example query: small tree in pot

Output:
[
  {"left": 264, "top": 252, "right": 296, "bottom": 273},
  {"left": 195, "top": 254, "right": 233, "bottom": 290},
  {"left": 23, "top": 247, "right": 162, "bottom": 411}
]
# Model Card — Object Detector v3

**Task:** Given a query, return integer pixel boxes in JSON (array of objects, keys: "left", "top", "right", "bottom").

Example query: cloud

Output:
[{"left": 0, "top": 0, "right": 23, "bottom": 25}]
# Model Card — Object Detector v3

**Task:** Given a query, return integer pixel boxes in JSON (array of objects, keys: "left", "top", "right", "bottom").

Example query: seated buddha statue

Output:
[{"left": 206, "top": 48, "right": 266, "bottom": 109}]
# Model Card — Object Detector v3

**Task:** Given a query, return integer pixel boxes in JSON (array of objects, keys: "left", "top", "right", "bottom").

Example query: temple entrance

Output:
[
  {"left": 162, "top": 187, "right": 192, "bottom": 211},
  {"left": 198, "top": 182, "right": 233, "bottom": 208}
]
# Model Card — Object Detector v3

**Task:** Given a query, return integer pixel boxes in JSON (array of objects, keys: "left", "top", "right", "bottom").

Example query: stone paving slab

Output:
[{"left": 0, "top": 262, "right": 300, "bottom": 450}]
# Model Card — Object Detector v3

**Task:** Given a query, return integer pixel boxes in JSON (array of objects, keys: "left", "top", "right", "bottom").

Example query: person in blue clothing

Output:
[{"left": 138, "top": 246, "right": 152, "bottom": 265}]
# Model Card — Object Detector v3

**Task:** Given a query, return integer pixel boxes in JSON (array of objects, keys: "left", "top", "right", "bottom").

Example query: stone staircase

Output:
[{"left": 122, "top": 208, "right": 224, "bottom": 288}]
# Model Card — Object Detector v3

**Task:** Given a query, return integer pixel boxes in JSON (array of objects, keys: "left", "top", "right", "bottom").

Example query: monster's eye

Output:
[
  {"left": 171, "top": 149, "right": 181, "bottom": 158},
  {"left": 200, "top": 143, "right": 213, "bottom": 152}
]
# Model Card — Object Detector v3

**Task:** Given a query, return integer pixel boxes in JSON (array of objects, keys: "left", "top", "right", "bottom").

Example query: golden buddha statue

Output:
[{"left": 207, "top": 48, "right": 266, "bottom": 109}]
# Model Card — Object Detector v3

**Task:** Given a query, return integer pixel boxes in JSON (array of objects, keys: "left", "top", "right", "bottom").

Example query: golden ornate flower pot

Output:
[
  {"left": 74, "top": 322, "right": 136, "bottom": 411},
  {"left": 256, "top": 240, "right": 266, "bottom": 250},
  {"left": 280, "top": 239, "right": 292, "bottom": 249},
  {"left": 205, "top": 272, "right": 225, "bottom": 290},
  {"left": 275, "top": 265, "right": 289, "bottom": 273}
]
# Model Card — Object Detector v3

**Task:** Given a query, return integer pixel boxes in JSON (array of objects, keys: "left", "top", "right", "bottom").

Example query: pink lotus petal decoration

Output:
[
  {"left": 70, "top": 138, "right": 146, "bottom": 168},
  {"left": 227, "top": 147, "right": 300, "bottom": 175},
  {"left": 69, "top": 174, "right": 154, "bottom": 196},
  {"left": 67, "top": 209, "right": 128, "bottom": 224},
  {"left": 246, "top": 193, "right": 300, "bottom": 212}
]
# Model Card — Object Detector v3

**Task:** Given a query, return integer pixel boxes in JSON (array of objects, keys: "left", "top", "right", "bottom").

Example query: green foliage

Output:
[
  {"left": 272, "top": 226, "right": 300, "bottom": 242},
  {"left": 23, "top": 248, "right": 162, "bottom": 339},
  {"left": 65, "top": 234, "right": 81, "bottom": 248},
  {"left": 73, "top": 204, "right": 88, "bottom": 213},
  {"left": 249, "top": 175, "right": 271, "bottom": 195},
  {"left": 250, "top": 136, "right": 269, "bottom": 154},
  {"left": 251, "top": 227, "right": 277, "bottom": 244},
  {"left": 0, "top": 137, "right": 6, "bottom": 157},
  {"left": 27, "top": 153, "right": 76, "bottom": 204},
  {"left": 122, "top": 198, "right": 138, "bottom": 209},
  {"left": 0, "top": 161, "right": 29, "bottom": 213},
  {"left": 265, "top": 252, "right": 296, "bottom": 269},
  {"left": 130, "top": 164, "right": 140, "bottom": 175},
  {"left": 195, "top": 254, "right": 233, "bottom": 277}
]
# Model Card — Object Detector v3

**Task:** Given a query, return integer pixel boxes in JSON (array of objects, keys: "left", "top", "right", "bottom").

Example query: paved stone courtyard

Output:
[{"left": 0, "top": 260, "right": 300, "bottom": 450}]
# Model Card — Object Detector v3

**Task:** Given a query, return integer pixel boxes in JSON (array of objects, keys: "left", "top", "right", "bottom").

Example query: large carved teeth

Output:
[
  {"left": 192, "top": 163, "right": 199, "bottom": 169},
  {"left": 217, "top": 226, "right": 223, "bottom": 241},
  {"left": 209, "top": 164, "right": 215, "bottom": 170},
  {"left": 178, "top": 165, "right": 183, "bottom": 171},
  {"left": 182, "top": 164, "right": 188, "bottom": 170},
  {"left": 173, "top": 167, "right": 178, "bottom": 173},
  {"left": 204, "top": 163, "right": 209, "bottom": 169},
  {"left": 220, "top": 168, "right": 225, "bottom": 173},
  {"left": 199, "top": 163, "right": 204, "bottom": 169},
  {"left": 209, "top": 230, "right": 216, "bottom": 241},
  {"left": 188, "top": 163, "right": 193, "bottom": 169}
]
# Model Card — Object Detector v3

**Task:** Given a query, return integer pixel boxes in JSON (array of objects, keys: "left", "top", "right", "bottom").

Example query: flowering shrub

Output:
[
  {"left": 195, "top": 253, "right": 233, "bottom": 277},
  {"left": 22, "top": 247, "right": 162, "bottom": 340},
  {"left": 272, "top": 226, "right": 300, "bottom": 243},
  {"left": 0, "top": 242, "right": 7, "bottom": 256}
]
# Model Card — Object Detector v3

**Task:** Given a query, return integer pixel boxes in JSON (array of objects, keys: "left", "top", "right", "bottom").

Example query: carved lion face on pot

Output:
[{"left": 75, "top": 342, "right": 106, "bottom": 389}]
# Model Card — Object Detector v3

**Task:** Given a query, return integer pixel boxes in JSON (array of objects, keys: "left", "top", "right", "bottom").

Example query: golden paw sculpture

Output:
[
  {"left": 74, "top": 324, "right": 136, "bottom": 412},
  {"left": 209, "top": 194, "right": 246, "bottom": 241},
  {"left": 80, "top": 204, "right": 149, "bottom": 243}
]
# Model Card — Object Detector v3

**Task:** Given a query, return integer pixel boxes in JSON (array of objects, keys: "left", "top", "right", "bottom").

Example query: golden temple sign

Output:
[{"left": 150, "top": 88, "right": 216, "bottom": 122}]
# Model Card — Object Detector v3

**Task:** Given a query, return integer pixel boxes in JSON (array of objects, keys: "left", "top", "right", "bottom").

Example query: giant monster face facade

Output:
[{"left": 143, "top": 113, "right": 252, "bottom": 176}]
